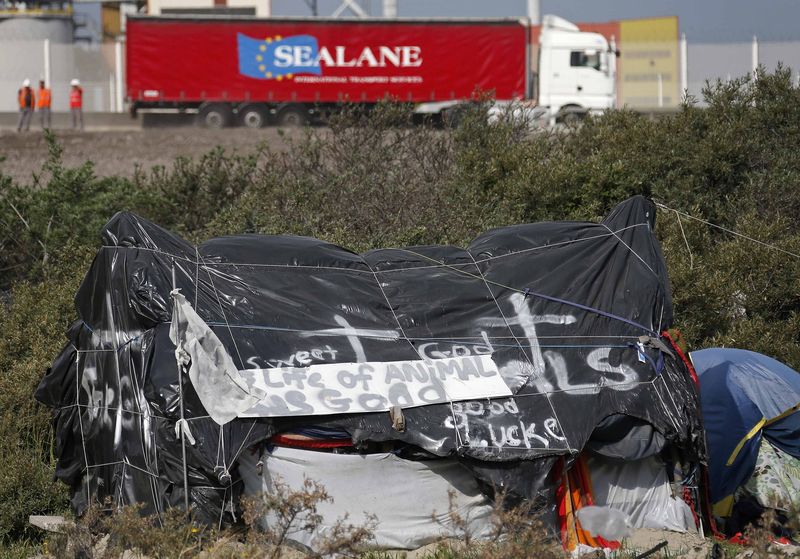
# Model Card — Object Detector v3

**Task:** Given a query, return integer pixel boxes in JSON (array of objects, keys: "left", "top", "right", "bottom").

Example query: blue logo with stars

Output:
[{"left": 237, "top": 33, "right": 322, "bottom": 80}]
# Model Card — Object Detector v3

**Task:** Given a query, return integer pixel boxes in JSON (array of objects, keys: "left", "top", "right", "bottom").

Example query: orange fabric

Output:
[
  {"left": 575, "top": 457, "right": 621, "bottom": 550},
  {"left": 561, "top": 472, "right": 579, "bottom": 551},
  {"left": 69, "top": 87, "right": 83, "bottom": 109},
  {"left": 559, "top": 456, "right": 622, "bottom": 551},
  {"left": 18, "top": 87, "right": 34, "bottom": 109},
  {"left": 569, "top": 467, "right": 599, "bottom": 547},
  {"left": 37, "top": 88, "right": 51, "bottom": 108}
]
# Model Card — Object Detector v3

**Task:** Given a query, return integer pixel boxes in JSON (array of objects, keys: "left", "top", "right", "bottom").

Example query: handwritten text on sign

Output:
[{"left": 239, "top": 355, "right": 512, "bottom": 418}]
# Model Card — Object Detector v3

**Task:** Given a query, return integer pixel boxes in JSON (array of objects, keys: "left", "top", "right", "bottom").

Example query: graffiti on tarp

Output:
[
  {"left": 542, "top": 347, "right": 641, "bottom": 395},
  {"left": 244, "top": 314, "right": 399, "bottom": 369},
  {"left": 447, "top": 292, "right": 644, "bottom": 394},
  {"left": 240, "top": 354, "right": 513, "bottom": 417},
  {"left": 443, "top": 398, "right": 569, "bottom": 450},
  {"left": 237, "top": 293, "right": 647, "bottom": 419},
  {"left": 246, "top": 345, "right": 340, "bottom": 369}
]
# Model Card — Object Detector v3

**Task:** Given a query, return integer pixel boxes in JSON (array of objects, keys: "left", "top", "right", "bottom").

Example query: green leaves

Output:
[{"left": 3, "top": 68, "right": 800, "bottom": 545}]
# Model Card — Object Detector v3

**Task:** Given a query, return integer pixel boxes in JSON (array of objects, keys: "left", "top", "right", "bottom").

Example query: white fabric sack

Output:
[
  {"left": 587, "top": 454, "right": 695, "bottom": 532},
  {"left": 240, "top": 446, "right": 495, "bottom": 550}
]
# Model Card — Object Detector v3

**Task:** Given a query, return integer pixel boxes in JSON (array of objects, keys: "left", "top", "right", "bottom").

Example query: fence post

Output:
[
  {"left": 115, "top": 39, "right": 124, "bottom": 113},
  {"left": 680, "top": 33, "right": 688, "bottom": 100},
  {"left": 109, "top": 74, "right": 115, "bottom": 112},
  {"left": 43, "top": 39, "right": 51, "bottom": 88},
  {"left": 657, "top": 73, "right": 664, "bottom": 108},
  {"left": 752, "top": 35, "right": 759, "bottom": 78}
]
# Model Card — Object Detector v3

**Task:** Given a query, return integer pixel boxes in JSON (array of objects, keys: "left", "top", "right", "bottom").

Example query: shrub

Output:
[{"left": 3, "top": 68, "right": 800, "bottom": 551}]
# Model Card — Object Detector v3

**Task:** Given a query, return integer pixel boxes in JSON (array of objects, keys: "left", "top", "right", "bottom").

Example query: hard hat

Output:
[
  {"left": 70, "top": 78, "right": 80, "bottom": 86},
  {"left": 22, "top": 78, "right": 30, "bottom": 87}
]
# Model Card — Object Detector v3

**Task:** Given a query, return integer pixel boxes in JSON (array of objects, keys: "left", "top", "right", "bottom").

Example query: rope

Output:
[
  {"left": 202, "top": 321, "right": 641, "bottom": 341},
  {"left": 466, "top": 251, "right": 570, "bottom": 450},
  {"left": 195, "top": 252, "right": 246, "bottom": 370},
  {"left": 471, "top": 223, "right": 648, "bottom": 264},
  {"left": 599, "top": 223, "right": 665, "bottom": 332},
  {"left": 600, "top": 223, "right": 658, "bottom": 278},
  {"left": 398, "top": 247, "right": 656, "bottom": 335},
  {"left": 673, "top": 208, "right": 694, "bottom": 270},
  {"left": 521, "top": 289, "right": 655, "bottom": 335},
  {"left": 655, "top": 202, "right": 800, "bottom": 259},
  {"left": 74, "top": 352, "right": 92, "bottom": 509},
  {"left": 96, "top": 222, "right": 647, "bottom": 274}
]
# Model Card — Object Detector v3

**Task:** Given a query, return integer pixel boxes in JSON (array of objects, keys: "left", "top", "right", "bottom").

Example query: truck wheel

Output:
[
  {"left": 198, "top": 104, "right": 232, "bottom": 129},
  {"left": 277, "top": 107, "right": 308, "bottom": 127},
  {"left": 557, "top": 105, "right": 585, "bottom": 125},
  {"left": 240, "top": 106, "right": 267, "bottom": 129}
]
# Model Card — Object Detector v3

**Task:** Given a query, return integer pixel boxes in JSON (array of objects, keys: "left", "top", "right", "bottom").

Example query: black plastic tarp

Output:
[{"left": 36, "top": 195, "right": 704, "bottom": 522}]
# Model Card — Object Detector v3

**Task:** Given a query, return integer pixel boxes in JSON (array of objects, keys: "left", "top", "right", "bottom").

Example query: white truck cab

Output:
[{"left": 538, "top": 15, "right": 617, "bottom": 120}]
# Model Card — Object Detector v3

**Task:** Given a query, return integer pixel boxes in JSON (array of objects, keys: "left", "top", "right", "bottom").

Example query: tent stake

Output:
[{"left": 172, "top": 264, "right": 191, "bottom": 516}]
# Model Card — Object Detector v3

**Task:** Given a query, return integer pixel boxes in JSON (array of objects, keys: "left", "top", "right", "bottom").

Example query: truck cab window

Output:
[{"left": 570, "top": 50, "right": 601, "bottom": 71}]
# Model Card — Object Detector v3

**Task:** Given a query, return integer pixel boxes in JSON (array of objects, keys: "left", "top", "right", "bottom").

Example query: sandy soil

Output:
[
  {"left": 623, "top": 528, "right": 711, "bottom": 558},
  {"left": 0, "top": 127, "right": 301, "bottom": 185}
]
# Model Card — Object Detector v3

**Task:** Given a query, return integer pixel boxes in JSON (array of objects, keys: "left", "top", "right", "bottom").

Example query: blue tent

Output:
[{"left": 691, "top": 348, "right": 800, "bottom": 516}]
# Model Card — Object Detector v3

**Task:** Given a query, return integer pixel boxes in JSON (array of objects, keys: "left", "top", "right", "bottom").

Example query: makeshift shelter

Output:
[
  {"left": 36, "top": 196, "right": 705, "bottom": 549},
  {"left": 691, "top": 348, "right": 800, "bottom": 523}
]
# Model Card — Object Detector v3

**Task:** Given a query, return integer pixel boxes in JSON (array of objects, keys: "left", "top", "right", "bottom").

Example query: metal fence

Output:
[{"left": 2, "top": 36, "right": 800, "bottom": 112}]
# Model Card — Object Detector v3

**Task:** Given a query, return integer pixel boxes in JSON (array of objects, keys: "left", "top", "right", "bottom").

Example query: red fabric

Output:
[
  {"left": 701, "top": 465, "right": 725, "bottom": 539},
  {"left": 270, "top": 434, "right": 352, "bottom": 449},
  {"left": 682, "top": 485, "right": 701, "bottom": 531},
  {"left": 662, "top": 329, "right": 699, "bottom": 385},
  {"left": 555, "top": 459, "right": 569, "bottom": 549},
  {"left": 663, "top": 331, "right": 724, "bottom": 539},
  {"left": 70, "top": 87, "right": 83, "bottom": 108},
  {"left": 728, "top": 532, "right": 747, "bottom": 545}
]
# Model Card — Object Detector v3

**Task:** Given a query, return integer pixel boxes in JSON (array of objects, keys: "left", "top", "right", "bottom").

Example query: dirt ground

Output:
[
  {"left": 622, "top": 528, "right": 711, "bottom": 558},
  {"left": 0, "top": 127, "right": 301, "bottom": 185}
]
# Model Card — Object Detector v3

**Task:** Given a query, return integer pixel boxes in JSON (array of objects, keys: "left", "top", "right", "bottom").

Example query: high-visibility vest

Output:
[
  {"left": 69, "top": 87, "right": 83, "bottom": 109},
  {"left": 18, "top": 87, "right": 34, "bottom": 109},
  {"left": 38, "top": 88, "right": 51, "bottom": 109}
]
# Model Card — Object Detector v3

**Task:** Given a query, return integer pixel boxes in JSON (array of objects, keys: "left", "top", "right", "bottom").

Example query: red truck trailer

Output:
[{"left": 126, "top": 15, "right": 530, "bottom": 127}]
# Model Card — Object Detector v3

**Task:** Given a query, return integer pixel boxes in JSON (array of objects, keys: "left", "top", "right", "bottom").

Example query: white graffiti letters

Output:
[{"left": 443, "top": 399, "right": 568, "bottom": 450}]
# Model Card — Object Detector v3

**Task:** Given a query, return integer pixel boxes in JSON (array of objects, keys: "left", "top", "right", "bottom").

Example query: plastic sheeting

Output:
[
  {"left": 587, "top": 455, "right": 695, "bottom": 532},
  {"left": 239, "top": 446, "right": 495, "bottom": 549},
  {"left": 35, "top": 196, "right": 704, "bottom": 523}
]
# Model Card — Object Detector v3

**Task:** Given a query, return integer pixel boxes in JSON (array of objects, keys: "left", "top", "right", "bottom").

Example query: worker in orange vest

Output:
[
  {"left": 37, "top": 79, "right": 52, "bottom": 130},
  {"left": 70, "top": 78, "right": 84, "bottom": 131},
  {"left": 17, "top": 78, "right": 35, "bottom": 132}
]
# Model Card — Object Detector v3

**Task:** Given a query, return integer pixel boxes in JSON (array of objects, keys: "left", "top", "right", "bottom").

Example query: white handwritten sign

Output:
[{"left": 238, "top": 355, "right": 512, "bottom": 418}]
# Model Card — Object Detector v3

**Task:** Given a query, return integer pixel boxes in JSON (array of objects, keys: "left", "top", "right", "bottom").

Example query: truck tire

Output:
[
  {"left": 240, "top": 105, "right": 267, "bottom": 129},
  {"left": 198, "top": 104, "right": 233, "bottom": 128},
  {"left": 557, "top": 105, "right": 586, "bottom": 125},
  {"left": 276, "top": 106, "right": 308, "bottom": 127}
]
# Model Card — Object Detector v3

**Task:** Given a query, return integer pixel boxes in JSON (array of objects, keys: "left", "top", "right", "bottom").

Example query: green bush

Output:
[{"left": 2, "top": 68, "right": 800, "bottom": 549}]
